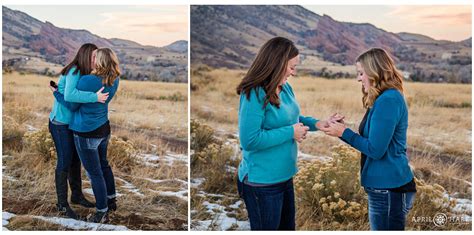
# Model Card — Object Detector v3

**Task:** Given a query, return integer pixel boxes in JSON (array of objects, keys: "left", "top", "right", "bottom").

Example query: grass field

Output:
[
  {"left": 190, "top": 66, "right": 472, "bottom": 231},
  {"left": 2, "top": 72, "right": 188, "bottom": 230}
]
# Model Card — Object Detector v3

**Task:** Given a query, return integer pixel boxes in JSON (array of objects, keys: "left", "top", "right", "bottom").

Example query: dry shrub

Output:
[
  {"left": 23, "top": 126, "right": 55, "bottom": 162},
  {"left": 107, "top": 135, "right": 138, "bottom": 173},
  {"left": 295, "top": 145, "right": 368, "bottom": 229},
  {"left": 295, "top": 144, "right": 464, "bottom": 230},
  {"left": 407, "top": 178, "right": 457, "bottom": 230},
  {"left": 191, "top": 119, "right": 219, "bottom": 155},
  {"left": 3, "top": 115, "right": 26, "bottom": 151},
  {"left": 197, "top": 143, "right": 236, "bottom": 193},
  {"left": 3, "top": 106, "right": 34, "bottom": 124},
  {"left": 191, "top": 119, "right": 237, "bottom": 194}
]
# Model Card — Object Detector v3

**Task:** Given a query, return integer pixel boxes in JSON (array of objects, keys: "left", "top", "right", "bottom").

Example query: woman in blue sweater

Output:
[
  {"left": 235, "top": 37, "right": 341, "bottom": 230},
  {"left": 322, "top": 48, "right": 416, "bottom": 230},
  {"left": 54, "top": 48, "right": 120, "bottom": 223},
  {"left": 48, "top": 43, "right": 109, "bottom": 219}
]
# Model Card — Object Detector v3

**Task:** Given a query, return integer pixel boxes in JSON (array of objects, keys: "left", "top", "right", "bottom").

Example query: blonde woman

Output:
[
  {"left": 322, "top": 48, "right": 416, "bottom": 230},
  {"left": 54, "top": 48, "right": 120, "bottom": 223}
]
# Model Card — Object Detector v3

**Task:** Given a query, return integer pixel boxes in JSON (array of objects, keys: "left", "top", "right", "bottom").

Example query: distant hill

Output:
[
  {"left": 2, "top": 6, "right": 188, "bottom": 82},
  {"left": 165, "top": 40, "right": 188, "bottom": 53},
  {"left": 191, "top": 5, "right": 471, "bottom": 83}
]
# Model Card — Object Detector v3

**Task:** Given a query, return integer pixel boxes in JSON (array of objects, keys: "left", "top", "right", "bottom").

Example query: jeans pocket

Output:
[
  {"left": 403, "top": 192, "right": 416, "bottom": 213},
  {"left": 86, "top": 138, "right": 103, "bottom": 149}
]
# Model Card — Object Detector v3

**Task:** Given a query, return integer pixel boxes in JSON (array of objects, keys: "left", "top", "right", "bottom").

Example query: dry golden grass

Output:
[
  {"left": 191, "top": 66, "right": 472, "bottom": 230},
  {"left": 2, "top": 72, "right": 188, "bottom": 230}
]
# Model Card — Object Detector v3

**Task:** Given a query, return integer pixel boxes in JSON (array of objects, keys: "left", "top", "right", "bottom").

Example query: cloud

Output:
[
  {"left": 98, "top": 8, "right": 188, "bottom": 46},
  {"left": 388, "top": 5, "right": 471, "bottom": 26}
]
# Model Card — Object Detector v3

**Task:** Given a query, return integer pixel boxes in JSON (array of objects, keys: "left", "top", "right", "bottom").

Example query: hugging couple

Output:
[
  {"left": 48, "top": 43, "right": 120, "bottom": 223},
  {"left": 236, "top": 37, "right": 417, "bottom": 231}
]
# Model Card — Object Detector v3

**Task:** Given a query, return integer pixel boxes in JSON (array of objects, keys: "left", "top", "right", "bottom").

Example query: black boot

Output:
[
  {"left": 71, "top": 194, "right": 95, "bottom": 208},
  {"left": 108, "top": 198, "right": 117, "bottom": 211},
  {"left": 55, "top": 171, "right": 78, "bottom": 220},
  {"left": 87, "top": 211, "right": 109, "bottom": 223},
  {"left": 69, "top": 155, "right": 95, "bottom": 208}
]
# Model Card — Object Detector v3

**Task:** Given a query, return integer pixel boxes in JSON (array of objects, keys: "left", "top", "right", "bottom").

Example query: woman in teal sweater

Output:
[
  {"left": 322, "top": 48, "right": 416, "bottom": 230},
  {"left": 236, "top": 37, "right": 341, "bottom": 230},
  {"left": 48, "top": 43, "right": 109, "bottom": 219}
]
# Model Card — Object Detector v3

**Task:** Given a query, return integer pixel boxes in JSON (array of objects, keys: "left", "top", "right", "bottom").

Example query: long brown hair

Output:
[
  {"left": 356, "top": 48, "right": 404, "bottom": 108},
  {"left": 92, "top": 48, "right": 121, "bottom": 86},
  {"left": 60, "top": 43, "right": 98, "bottom": 76},
  {"left": 236, "top": 37, "right": 299, "bottom": 108}
]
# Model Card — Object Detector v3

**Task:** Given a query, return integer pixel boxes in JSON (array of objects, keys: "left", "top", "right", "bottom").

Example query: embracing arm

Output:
[
  {"left": 340, "top": 97, "right": 401, "bottom": 160},
  {"left": 64, "top": 71, "right": 98, "bottom": 103},
  {"left": 53, "top": 91, "right": 81, "bottom": 111},
  {"left": 239, "top": 91, "right": 294, "bottom": 152}
]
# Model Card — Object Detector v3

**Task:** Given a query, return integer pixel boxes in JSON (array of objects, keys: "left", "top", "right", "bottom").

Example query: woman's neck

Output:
[{"left": 276, "top": 85, "right": 283, "bottom": 95}]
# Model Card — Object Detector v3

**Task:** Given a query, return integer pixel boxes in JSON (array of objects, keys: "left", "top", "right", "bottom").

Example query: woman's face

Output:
[
  {"left": 356, "top": 62, "right": 370, "bottom": 93},
  {"left": 281, "top": 55, "right": 299, "bottom": 86},
  {"left": 91, "top": 50, "right": 97, "bottom": 70}
]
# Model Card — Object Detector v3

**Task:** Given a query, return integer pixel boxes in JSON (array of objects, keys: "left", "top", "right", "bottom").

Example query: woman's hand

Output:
[
  {"left": 329, "top": 113, "right": 345, "bottom": 124},
  {"left": 324, "top": 121, "right": 347, "bottom": 137},
  {"left": 293, "top": 123, "right": 309, "bottom": 143},
  {"left": 49, "top": 85, "right": 57, "bottom": 92},
  {"left": 96, "top": 87, "right": 109, "bottom": 103}
]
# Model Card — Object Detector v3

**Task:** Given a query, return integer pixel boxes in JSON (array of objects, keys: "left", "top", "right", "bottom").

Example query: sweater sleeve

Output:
[
  {"left": 341, "top": 97, "right": 400, "bottom": 160},
  {"left": 299, "top": 115, "right": 319, "bottom": 131},
  {"left": 53, "top": 91, "right": 80, "bottom": 111},
  {"left": 64, "top": 69, "right": 98, "bottom": 103},
  {"left": 285, "top": 83, "right": 319, "bottom": 131},
  {"left": 239, "top": 88, "right": 294, "bottom": 152}
]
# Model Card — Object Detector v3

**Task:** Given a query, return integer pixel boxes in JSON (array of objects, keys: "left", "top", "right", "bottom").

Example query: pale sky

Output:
[
  {"left": 304, "top": 5, "right": 472, "bottom": 41},
  {"left": 7, "top": 5, "right": 188, "bottom": 47}
]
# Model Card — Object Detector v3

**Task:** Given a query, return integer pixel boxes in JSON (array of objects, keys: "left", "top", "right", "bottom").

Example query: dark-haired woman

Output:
[
  {"left": 235, "top": 37, "right": 341, "bottom": 230},
  {"left": 48, "top": 43, "right": 109, "bottom": 219}
]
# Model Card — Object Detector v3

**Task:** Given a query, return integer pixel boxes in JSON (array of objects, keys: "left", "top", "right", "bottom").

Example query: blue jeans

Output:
[
  {"left": 48, "top": 120, "right": 84, "bottom": 198},
  {"left": 237, "top": 178, "right": 295, "bottom": 230},
  {"left": 74, "top": 134, "right": 116, "bottom": 212},
  {"left": 365, "top": 187, "right": 416, "bottom": 230}
]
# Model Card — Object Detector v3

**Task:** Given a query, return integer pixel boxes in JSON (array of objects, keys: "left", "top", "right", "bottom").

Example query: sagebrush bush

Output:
[
  {"left": 295, "top": 144, "right": 464, "bottom": 230},
  {"left": 23, "top": 126, "right": 55, "bottom": 162},
  {"left": 191, "top": 119, "right": 237, "bottom": 194},
  {"left": 107, "top": 135, "right": 138, "bottom": 173},
  {"left": 190, "top": 119, "right": 220, "bottom": 158},
  {"left": 3, "top": 106, "right": 33, "bottom": 124},
  {"left": 295, "top": 145, "right": 368, "bottom": 228},
  {"left": 3, "top": 115, "right": 26, "bottom": 151},
  {"left": 408, "top": 178, "right": 457, "bottom": 230},
  {"left": 197, "top": 143, "right": 236, "bottom": 193}
]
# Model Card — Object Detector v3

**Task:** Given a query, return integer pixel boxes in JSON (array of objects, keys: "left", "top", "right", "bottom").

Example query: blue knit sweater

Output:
[
  {"left": 341, "top": 89, "right": 414, "bottom": 188},
  {"left": 238, "top": 83, "right": 318, "bottom": 184},
  {"left": 54, "top": 75, "right": 119, "bottom": 133}
]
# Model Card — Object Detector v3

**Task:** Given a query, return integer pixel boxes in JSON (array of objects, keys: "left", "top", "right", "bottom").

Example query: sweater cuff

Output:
[
  {"left": 53, "top": 91, "right": 60, "bottom": 99},
  {"left": 341, "top": 128, "right": 356, "bottom": 143},
  {"left": 306, "top": 118, "right": 318, "bottom": 131},
  {"left": 286, "top": 125, "right": 295, "bottom": 141}
]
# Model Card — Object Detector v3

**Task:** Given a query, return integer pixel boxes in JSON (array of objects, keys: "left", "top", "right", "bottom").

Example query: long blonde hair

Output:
[
  {"left": 92, "top": 48, "right": 121, "bottom": 86},
  {"left": 356, "top": 48, "right": 404, "bottom": 108}
]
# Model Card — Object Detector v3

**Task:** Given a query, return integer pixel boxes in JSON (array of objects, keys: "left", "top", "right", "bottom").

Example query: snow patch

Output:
[
  {"left": 298, "top": 151, "right": 332, "bottom": 162},
  {"left": 191, "top": 178, "right": 205, "bottom": 188},
  {"left": 116, "top": 177, "right": 144, "bottom": 197},
  {"left": 2, "top": 211, "right": 128, "bottom": 231},
  {"left": 137, "top": 152, "right": 187, "bottom": 168}
]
